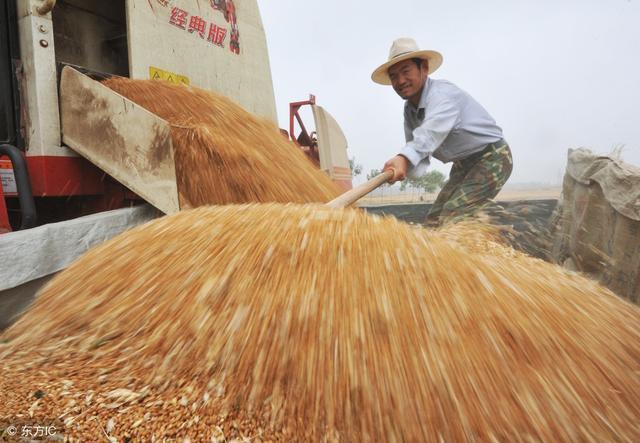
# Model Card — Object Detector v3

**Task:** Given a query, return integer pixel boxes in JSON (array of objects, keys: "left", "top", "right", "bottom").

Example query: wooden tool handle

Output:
[{"left": 326, "top": 169, "right": 394, "bottom": 208}]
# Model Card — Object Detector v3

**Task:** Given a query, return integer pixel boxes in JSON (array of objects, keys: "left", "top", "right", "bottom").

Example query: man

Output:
[{"left": 372, "top": 38, "right": 512, "bottom": 226}]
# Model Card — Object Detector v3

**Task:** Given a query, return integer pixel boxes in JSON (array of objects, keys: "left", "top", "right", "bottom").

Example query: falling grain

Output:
[{"left": 101, "top": 77, "right": 341, "bottom": 207}]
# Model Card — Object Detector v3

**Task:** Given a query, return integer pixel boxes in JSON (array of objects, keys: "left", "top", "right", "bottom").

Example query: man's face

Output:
[{"left": 388, "top": 59, "right": 429, "bottom": 103}]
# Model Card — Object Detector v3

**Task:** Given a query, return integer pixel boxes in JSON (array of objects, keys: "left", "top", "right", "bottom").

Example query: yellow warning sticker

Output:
[{"left": 149, "top": 66, "right": 190, "bottom": 85}]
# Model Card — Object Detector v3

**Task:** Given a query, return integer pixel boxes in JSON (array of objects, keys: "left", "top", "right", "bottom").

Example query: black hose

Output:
[{"left": 0, "top": 144, "right": 36, "bottom": 229}]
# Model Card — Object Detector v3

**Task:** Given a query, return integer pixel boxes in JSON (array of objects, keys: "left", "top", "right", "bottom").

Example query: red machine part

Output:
[
  {"left": 26, "top": 156, "right": 140, "bottom": 222},
  {"left": 0, "top": 155, "right": 140, "bottom": 233},
  {"left": 26, "top": 156, "right": 104, "bottom": 196},
  {"left": 288, "top": 95, "right": 320, "bottom": 168}
]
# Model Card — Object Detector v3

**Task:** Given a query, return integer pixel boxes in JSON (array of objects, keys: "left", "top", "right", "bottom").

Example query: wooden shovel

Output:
[{"left": 326, "top": 169, "right": 394, "bottom": 208}]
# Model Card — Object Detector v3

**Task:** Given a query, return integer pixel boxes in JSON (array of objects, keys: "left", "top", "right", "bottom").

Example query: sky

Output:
[{"left": 259, "top": 0, "right": 640, "bottom": 186}]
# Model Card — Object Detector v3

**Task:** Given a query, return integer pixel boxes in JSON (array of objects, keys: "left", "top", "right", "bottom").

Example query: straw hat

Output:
[{"left": 371, "top": 38, "right": 443, "bottom": 85}]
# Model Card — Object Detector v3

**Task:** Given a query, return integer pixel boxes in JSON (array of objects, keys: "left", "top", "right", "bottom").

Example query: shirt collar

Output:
[{"left": 407, "top": 77, "right": 431, "bottom": 115}]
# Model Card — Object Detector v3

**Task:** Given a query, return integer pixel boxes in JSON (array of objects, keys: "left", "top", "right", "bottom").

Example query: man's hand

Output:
[{"left": 383, "top": 155, "right": 409, "bottom": 183}]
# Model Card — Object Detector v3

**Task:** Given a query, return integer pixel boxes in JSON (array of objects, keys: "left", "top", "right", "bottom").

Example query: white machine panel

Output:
[
  {"left": 312, "top": 105, "right": 352, "bottom": 183},
  {"left": 126, "top": 0, "right": 277, "bottom": 123}
]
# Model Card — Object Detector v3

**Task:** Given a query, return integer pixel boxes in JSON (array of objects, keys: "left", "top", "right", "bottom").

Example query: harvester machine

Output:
[{"left": 0, "top": 0, "right": 352, "bottom": 329}]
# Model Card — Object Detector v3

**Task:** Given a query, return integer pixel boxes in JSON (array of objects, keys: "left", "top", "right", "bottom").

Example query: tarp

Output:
[
  {"left": 551, "top": 148, "right": 640, "bottom": 303},
  {"left": 0, "top": 205, "right": 159, "bottom": 291}
]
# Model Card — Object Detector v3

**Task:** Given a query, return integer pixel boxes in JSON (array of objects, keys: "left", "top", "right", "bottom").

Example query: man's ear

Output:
[{"left": 422, "top": 59, "right": 430, "bottom": 74}]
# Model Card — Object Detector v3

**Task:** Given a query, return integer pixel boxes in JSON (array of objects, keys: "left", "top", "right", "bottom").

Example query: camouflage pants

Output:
[{"left": 425, "top": 140, "right": 513, "bottom": 227}]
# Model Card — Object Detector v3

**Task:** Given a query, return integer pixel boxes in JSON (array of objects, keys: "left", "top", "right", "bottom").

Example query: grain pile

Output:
[
  {"left": 101, "top": 77, "right": 341, "bottom": 207},
  {"left": 2, "top": 204, "right": 639, "bottom": 441}
]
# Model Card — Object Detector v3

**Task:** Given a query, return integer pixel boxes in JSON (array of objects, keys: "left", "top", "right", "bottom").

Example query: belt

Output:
[
  {"left": 457, "top": 139, "right": 508, "bottom": 166},
  {"left": 481, "top": 138, "right": 507, "bottom": 154}
]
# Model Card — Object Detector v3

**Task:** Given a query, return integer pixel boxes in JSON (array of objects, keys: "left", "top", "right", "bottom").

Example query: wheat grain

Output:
[
  {"left": 101, "top": 78, "right": 341, "bottom": 207},
  {"left": 1, "top": 204, "right": 638, "bottom": 441}
]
